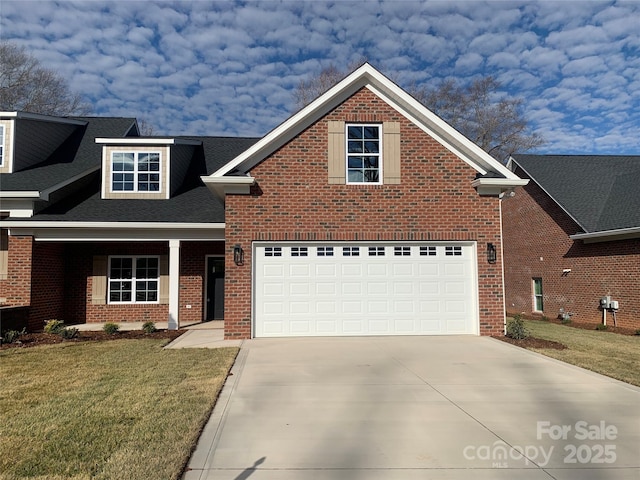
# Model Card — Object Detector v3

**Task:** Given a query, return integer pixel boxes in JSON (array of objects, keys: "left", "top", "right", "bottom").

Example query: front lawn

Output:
[
  {"left": 514, "top": 319, "right": 640, "bottom": 387},
  {"left": 0, "top": 339, "right": 238, "bottom": 480}
]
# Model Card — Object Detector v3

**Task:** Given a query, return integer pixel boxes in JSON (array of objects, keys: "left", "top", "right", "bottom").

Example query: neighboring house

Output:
[
  {"left": 503, "top": 154, "right": 640, "bottom": 330},
  {"left": 1, "top": 64, "right": 527, "bottom": 339}
]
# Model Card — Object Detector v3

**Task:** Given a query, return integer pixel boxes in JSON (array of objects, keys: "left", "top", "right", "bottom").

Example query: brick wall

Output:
[
  {"left": 65, "top": 241, "right": 222, "bottom": 325},
  {"left": 30, "top": 242, "right": 66, "bottom": 330},
  {"left": 502, "top": 172, "right": 640, "bottom": 329},
  {"left": 225, "top": 88, "right": 505, "bottom": 339},
  {"left": 0, "top": 235, "right": 33, "bottom": 307}
]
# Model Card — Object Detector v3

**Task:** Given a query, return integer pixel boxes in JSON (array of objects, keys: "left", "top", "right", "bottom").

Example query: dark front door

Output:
[{"left": 206, "top": 257, "right": 225, "bottom": 321}]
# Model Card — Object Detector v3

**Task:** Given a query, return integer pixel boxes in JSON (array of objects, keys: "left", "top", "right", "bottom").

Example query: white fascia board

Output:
[
  {"left": 209, "top": 65, "right": 376, "bottom": 178},
  {"left": 363, "top": 78, "right": 520, "bottom": 180},
  {"left": 471, "top": 178, "right": 530, "bottom": 188},
  {"left": 95, "top": 138, "right": 201, "bottom": 146},
  {"left": 570, "top": 227, "right": 640, "bottom": 243},
  {"left": 0, "top": 111, "right": 87, "bottom": 125},
  {"left": 201, "top": 175, "right": 256, "bottom": 199},
  {"left": 0, "top": 191, "right": 42, "bottom": 199},
  {"left": 208, "top": 63, "right": 522, "bottom": 181},
  {"left": 0, "top": 221, "right": 224, "bottom": 229},
  {"left": 2, "top": 222, "right": 225, "bottom": 242}
]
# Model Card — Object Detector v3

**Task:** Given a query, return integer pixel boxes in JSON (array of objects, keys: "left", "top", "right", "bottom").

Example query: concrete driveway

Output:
[{"left": 183, "top": 336, "right": 640, "bottom": 480}]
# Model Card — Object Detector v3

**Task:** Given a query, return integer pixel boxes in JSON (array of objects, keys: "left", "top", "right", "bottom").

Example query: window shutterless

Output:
[{"left": 111, "top": 151, "right": 161, "bottom": 192}]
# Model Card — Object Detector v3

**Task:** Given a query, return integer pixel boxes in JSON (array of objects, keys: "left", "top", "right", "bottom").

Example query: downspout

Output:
[{"left": 499, "top": 198, "right": 507, "bottom": 335}]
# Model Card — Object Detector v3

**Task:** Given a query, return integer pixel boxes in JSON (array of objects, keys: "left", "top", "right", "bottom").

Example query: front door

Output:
[{"left": 206, "top": 257, "right": 225, "bottom": 321}]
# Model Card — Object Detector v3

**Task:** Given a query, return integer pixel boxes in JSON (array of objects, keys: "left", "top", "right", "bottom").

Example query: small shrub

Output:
[
  {"left": 59, "top": 327, "right": 79, "bottom": 339},
  {"left": 44, "top": 319, "right": 65, "bottom": 334},
  {"left": 541, "top": 315, "right": 549, "bottom": 322},
  {"left": 142, "top": 321, "right": 157, "bottom": 334},
  {"left": 506, "top": 315, "right": 529, "bottom": 340},
  {"left": 2, "top": 329, "right": 26, "bottom": 344},
  {"left": 635, "top": 329, "right": 640, "bottom": 336},
  {"left": 595, "top": 324, "right": 608, "bottom": 331},
  {"left": 103, "top": 322, "right": 120, "bottom": 335}
]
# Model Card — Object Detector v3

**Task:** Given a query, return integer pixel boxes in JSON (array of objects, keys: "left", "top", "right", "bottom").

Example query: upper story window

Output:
[
  {"left": 346, "top": 124, "right": 381, "bottom": 184},
  {"left": 111, "top": 151, "right": 161, "bottom": 192}
]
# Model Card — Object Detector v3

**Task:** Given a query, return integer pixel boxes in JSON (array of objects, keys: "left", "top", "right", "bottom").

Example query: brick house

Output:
[
  {"left": 1, "top": 64, "right": 527, "bottom": 338},
  {"left": 503, "top": 154, "right": 640, "bottom": 330}
]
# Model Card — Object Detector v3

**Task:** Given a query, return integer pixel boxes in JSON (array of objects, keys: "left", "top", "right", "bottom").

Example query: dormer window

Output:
[
  {"left": 97, "top": 137, "right": 201, "bottom": 200},
  {"left": 111, "top": 151, "right": 161, "bottom": 192}
]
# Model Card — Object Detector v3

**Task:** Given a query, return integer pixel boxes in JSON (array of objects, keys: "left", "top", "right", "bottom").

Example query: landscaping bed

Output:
[
  {"left": 496, "top": 335, "right": 566, "bottom": 349},
  {"left": 497, "top": 318, "right": 640, "bottom": 387},
  {"left": 0, "top": 329, "right": 184, "bottom": 350}
]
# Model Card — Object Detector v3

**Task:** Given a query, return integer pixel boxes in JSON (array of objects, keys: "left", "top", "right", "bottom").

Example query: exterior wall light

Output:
[
  {"left": 233, "top": 244, "right": 244, "bottom": 266},
  {"left": 486, "top": 243, "right": 497, "bottom": 264}
]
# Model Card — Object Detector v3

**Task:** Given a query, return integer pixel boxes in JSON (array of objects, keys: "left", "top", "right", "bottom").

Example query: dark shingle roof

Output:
[
  {"left": 511, "top": 154, "right": 640, "bottom": 232},
  {"left": 0, "top": 117, "right": 136, "bottom": 192},
  {"left": 25, "top": 136, "right": 259, "bottom": 224}
]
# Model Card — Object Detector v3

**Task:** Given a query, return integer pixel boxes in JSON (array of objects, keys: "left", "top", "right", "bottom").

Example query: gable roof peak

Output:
[{"left": 204, "top": 63, "right": 524, "bottom": 192}]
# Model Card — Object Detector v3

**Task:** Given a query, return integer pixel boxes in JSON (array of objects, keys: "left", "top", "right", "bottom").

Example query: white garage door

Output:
[{"left": 254, "top": 242, "right": 478, "bottom": 337}]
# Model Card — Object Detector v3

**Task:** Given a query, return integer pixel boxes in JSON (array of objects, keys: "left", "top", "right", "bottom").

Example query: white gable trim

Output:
[{"left": 207, "top": 63, "right": 522, "bottom": 183}]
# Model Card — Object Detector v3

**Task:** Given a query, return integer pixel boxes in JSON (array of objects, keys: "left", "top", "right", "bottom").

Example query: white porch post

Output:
[{"left": 168, "top": 239, "right": 180, "bottom": 330}]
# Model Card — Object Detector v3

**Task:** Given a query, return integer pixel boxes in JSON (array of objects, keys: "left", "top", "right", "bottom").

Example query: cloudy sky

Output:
[{"left": 2, "top": 1, "right": 640, "bottom": 154}]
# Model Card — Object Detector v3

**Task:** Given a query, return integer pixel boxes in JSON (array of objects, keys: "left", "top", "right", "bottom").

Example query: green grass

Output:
[
  {"left": 0, "top": 339, "right": 238, "bottom": 480},
  {"left": 521, "top": 319, "right": 640, "bottom": 387}
]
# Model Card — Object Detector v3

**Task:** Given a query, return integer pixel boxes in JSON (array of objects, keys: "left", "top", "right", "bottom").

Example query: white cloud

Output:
[{"left": 0, "top": 0, "right": 638, "bottom": 154}]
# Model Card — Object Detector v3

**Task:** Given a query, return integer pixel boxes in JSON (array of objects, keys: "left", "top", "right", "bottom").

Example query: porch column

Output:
[{"left": 168, "top": 240, "right": 180, "bottom": 330}]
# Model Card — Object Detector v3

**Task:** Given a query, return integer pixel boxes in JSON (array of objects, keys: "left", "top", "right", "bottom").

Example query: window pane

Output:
[
  {"left": 348, "top": 141, "right": 363, "bottom": 153},
  {"left": 347, "top": 126, "right": 363, "bottom": 139},
  {"left": 348, "top": 156, "right": 363, "bottom": 168},
  {"left": 364, "top": 126, "right": 379, "bottom": 139},
  {"left": 348, "top": 170, "right": 364, "bottom": 182},
  {"left": 113, "top": 152, "right": 134, "bottom": 171},
  {"left": 363, "top": 156, "right": 378, "bottom": 168},
  {"left": 364, "top": 169, "right": 379, "bottom": 182},
  {"left": 364, "top": 141, "right": 379, "bottom": 153},
  {"left": 534, "top": 279, "right": 543, "bottom": 295}
]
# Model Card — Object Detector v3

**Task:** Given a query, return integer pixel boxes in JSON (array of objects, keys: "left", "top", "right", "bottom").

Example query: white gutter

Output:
[
  {"left": 0, "top": 191, "right": 41, "bottom": 199},
  {"left": 471, "top": 177, "right": 529, "bottom": 197},
  {"left": 95, "top": 138, "right": 201, "bottom": 145},
  {"left": 201, "top": 175, "right": 256, "bottom": 199},
  {"left": 0, "top": 111, "right": 87, "bottom": 125},
  {"left": 570, "top": 226, "right": 640, "bottom": 243},
  {"left": 0, "top": 221, "right": 225, "bottom": 229}
]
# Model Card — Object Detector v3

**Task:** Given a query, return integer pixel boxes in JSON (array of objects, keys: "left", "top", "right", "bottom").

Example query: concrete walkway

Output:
[{"left": 183, "top": 336, "right": 640, "bottom": 480}]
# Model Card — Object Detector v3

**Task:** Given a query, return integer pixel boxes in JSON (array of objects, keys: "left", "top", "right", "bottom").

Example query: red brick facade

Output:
[
  {"left": 1, "top": 237, "right": 223, "bottom": 330},
  {"left": 502, "top": 174, "right": 640, "bottom": 329},
  {"left": 224, "top": 88, "right": 506, "bottom": 338}
]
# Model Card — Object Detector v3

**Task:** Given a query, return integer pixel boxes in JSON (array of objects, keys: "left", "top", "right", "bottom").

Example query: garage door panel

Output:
[
  {"left": 254, "top": 243, "right": 478, "bottom": 337},
  {"left": 290, "top": 264, "right": 310, "bottom": 277},
  {"left": 316, "top": 282, "right": 336, "bottom": 295},
  {"left": 367, "top": 264, "right": 388, "bottom": 276}
]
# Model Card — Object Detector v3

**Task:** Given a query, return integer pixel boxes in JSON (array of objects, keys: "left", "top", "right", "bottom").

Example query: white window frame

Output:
[
  {"left": 533, "top": 278, "right": 543, "bottom": 312},
  {"left": 110, "top": 151, "right": 162, "bottom": 193},
  {"left": 108, "top": 256, "right": 160, "bottom": 304},
  {"left": 346, "top": 123, "right": 382, "bottom": 185},
  {"left": 0, "top": 125, "right": 5, "bottom": 166}
]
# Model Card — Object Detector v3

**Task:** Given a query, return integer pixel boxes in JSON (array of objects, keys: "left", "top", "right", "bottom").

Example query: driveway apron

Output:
[{"left": 183, "top": 336, "right": 640, "bottom": 480}]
